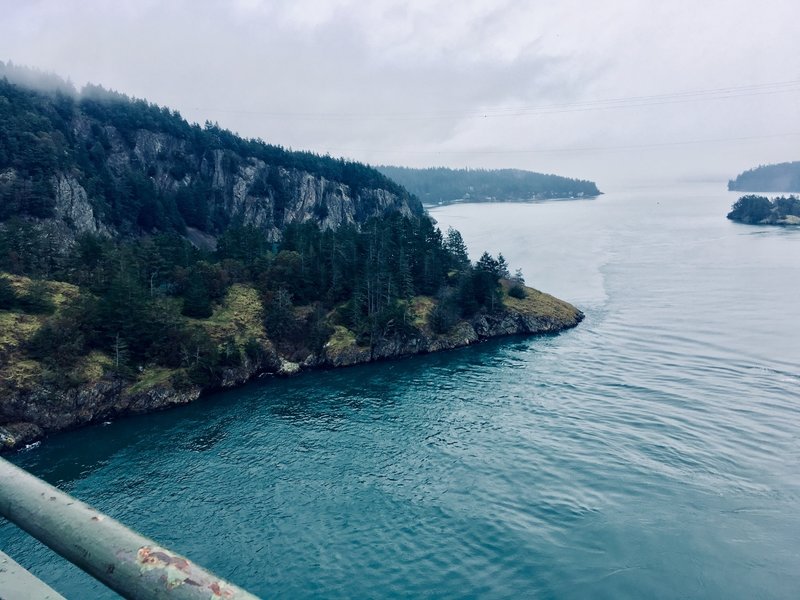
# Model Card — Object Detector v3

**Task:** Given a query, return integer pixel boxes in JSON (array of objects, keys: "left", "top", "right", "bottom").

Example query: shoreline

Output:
[
  {"left": 0, "top": 285, "right": 583, "bottom": 451},
  {"left": 423, "top": 193, "right": 603, "bottom": 208}
]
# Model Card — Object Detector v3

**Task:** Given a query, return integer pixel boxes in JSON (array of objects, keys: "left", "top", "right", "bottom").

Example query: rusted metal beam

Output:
[{"left": 0, "top": 457, "right": 261, "bottom": 600}]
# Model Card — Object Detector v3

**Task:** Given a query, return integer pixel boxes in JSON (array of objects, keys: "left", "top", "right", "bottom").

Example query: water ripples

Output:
[{"left": 3, "top": 187, "right": 800, "bottom": 598}]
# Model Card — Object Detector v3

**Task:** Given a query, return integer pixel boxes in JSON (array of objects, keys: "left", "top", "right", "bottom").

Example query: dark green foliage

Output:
[
  {"left": 264, "top": 288, "right": 297, "bottom": 342},
  {"left": 773, "top": 195, "right": 800, "bottom": 216},
  {"left": 475, "top": 252, "right": 510, "bottom": 280},
  {"left": 508, "top": 268, "right": 526, "bottom": 298},
  {"left": 175, "top": 183, "right": 212, "bottom": 230},
  {"left": 429, "top": 289, "right": 460, "bottom": 334},
  {"left": 508, "top": 284, "right": 526, "bottom": 299},
  {"left": 0, "top": 276, "right": 16, "bottom": 308},
  {"left": 728, "top": 162, "right": 800, "bottom": 192},
  {"left": 3, "top": 207, "right": 516, "bottom": 387},
  {"left": 179, "top": 328, "right": 222, "bottom": 387},
  {"left": 0, "top": 219, "right": 57, "bottom": 275},
  {"left": 243, "top": 337, "right": 268, "bottom": 363},
  {"left": 16, "top": 280, "right": 55, "bottom": 314},
  {"left": 727, "top": 194, "right": 800, "bottom": 224},
  {"left": 26, "top": 293, "right": 94, "bottom": 377},
  {"left": 466, "top": 252, "right": 507, "bottom": 313},
  {"left": 445, "top": 227, "right": 470, "bottom": 271},
  {"left": 181, "top": 278, "right": 213, "bottom": 318},
  {"left": 216, "top": 225, "right": 268, "bottom": 262},
  {"left": 378, "top": 165, "right": 601, "bottom": 204}
]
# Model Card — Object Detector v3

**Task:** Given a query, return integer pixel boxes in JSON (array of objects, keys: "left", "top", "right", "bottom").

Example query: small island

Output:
[
  {"left": 377, "top": 165, "right": 601, "bottom": 205},
  {"left": 727, "top": 194, "right": 800, "bottom": 225}
]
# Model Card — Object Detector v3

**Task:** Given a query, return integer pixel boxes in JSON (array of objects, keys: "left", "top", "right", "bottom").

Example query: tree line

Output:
[
  {"left": 1, "top": 213, "right": 520, "bottom": 389},
  {"left": 377, "top": 165, "right": 601, "bottom": 204},
  {"left": 727, "top": 194, "right": 800, "bottom": 224},
  {"left": 728, "top": 162, "right": 800, "bottom": 193}
]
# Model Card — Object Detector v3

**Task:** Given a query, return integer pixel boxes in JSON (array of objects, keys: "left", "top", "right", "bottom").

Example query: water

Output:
[{"left": 2, "top": 184, "right": 799, "bottom": 598}]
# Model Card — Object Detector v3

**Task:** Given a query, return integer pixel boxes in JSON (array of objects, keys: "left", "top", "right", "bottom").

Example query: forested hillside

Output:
[
  {"left": 377, "top": 166, "right": 601, "bottom": 204},
  {"left": 0, "top": 65, "right": 583, "bottom": 448},
  {"left": 728, "top": 162, "right": 800, "bottom": 192}
]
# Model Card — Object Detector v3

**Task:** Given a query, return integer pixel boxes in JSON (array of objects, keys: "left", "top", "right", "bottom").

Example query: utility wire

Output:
[{"left": 188, "top": 78, "right": 800, "bottom": 121}]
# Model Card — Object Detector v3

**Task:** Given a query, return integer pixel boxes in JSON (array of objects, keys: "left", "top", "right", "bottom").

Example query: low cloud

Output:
[{"left": 1, "top": 0, "right": 798, "bottom": 187}]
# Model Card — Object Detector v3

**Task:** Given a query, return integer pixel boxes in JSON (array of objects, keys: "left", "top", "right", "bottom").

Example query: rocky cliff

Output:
[{"left": 0, "top": 74, "right": 423, "bottom": 249}]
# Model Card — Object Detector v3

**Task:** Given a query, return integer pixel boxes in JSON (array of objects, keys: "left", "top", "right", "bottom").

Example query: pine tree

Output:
[
  {"left": 445, "top": 227, "right": 470, "bottom": 270},
  {"left": 182, "top": 278, "right": 213, "bottom": 319}
]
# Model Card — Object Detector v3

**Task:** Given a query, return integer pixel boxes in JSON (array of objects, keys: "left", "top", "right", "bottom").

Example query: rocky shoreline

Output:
[{"left": 0, "top": 289, "right": 583, "bottom": 451}]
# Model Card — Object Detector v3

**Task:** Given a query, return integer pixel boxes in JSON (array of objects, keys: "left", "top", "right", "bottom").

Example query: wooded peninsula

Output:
[
  {"left": 377, "top": 165, "right": 601, "bottom": 205},
  {"left": 0, "top": 64, "right": 583, "bottom": 449}
]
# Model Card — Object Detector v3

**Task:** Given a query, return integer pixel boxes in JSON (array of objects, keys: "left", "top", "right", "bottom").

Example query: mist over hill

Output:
[
  {"left": 0, "top": 61, "right": 421, "bottom": 249},
  {"left": 728, "top": 161, "right": 800, "bottom": 192}
]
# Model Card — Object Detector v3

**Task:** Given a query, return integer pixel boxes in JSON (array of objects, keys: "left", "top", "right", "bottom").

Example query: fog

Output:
[{"left": 1, "top": 0, "right": 798, "bottom": 190}]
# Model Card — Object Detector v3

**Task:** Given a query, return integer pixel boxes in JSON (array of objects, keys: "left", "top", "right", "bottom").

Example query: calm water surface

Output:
[{"left": 2, "top": 184, "right": 799, "bottom": 598}]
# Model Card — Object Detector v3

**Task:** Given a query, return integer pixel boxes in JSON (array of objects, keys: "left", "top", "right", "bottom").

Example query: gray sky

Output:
[{"left": 1, "top": 0, "right": 798, "bottom": 189}]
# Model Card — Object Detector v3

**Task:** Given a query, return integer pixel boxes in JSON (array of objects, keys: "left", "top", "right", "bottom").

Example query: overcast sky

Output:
[{"left": 1, "top": 0, "right": 798, "bottom": 189}]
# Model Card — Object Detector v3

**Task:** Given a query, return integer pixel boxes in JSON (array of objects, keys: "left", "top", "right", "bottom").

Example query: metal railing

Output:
[{"left": 0, "top": 457, "right": 261, "bottom": 599}]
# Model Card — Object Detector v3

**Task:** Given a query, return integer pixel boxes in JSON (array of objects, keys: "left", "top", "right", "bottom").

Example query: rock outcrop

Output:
[{"left": 0, "top": 75, "right": 423, "bottom": 251}]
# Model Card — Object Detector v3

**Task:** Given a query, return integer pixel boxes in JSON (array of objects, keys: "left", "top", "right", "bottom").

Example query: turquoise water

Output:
[{"left": 2, "top": 184, "right": 799, "bottom": 598}]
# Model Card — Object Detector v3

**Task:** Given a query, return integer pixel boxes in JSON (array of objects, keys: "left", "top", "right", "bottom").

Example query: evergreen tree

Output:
[
  {"left": 445, "top": 227, "right": 470, "bottom": 270},
  {"left": 182, "top": 278, "right": 213, "bottom": 318}
]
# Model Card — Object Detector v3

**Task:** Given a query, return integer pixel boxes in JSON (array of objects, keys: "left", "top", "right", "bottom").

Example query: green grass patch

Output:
[
  {"left": 198, "top": 284, "right": 267, "bottom": 345},
  {"left": 127, "top": 366, "right": 176, "bottom": 394},
  {"left": 78, "top": 351, "right": 112, "bottom": 381},
  {"left": 501, "top": 281, "right": 579, "bottom": 321},
  {"left": 3, "top": 273, "right": 79, "bottom": 308},
  {"left": 409, "top": 296, "right": 435, "bottom": 329},
  {"left": 0, "top": 311, "right": 42, "bottom": 351},
  {"left": 325, "top": 325, "right": 358, "bottom": 353}
]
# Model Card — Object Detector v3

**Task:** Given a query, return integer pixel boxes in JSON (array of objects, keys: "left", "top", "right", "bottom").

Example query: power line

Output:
[{"left": 187, "top": 78, "right": 800, "bottom": 121}]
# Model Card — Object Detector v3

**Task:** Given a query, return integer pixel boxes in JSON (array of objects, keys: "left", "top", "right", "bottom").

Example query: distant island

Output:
[
  {"left": 376, "top": 166, "right": 601, "bottom": 205},
  {"left": 0, "top": 63, "right": 583, "bottom": 450},
  {"left": 728, "top": 161, "right": 800, "bottom": 192},
  {"left": 727, "top": 195, "right": 800, "bottom": 225}
]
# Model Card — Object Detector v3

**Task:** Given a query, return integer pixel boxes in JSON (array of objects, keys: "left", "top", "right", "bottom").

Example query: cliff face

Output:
[
  {"left": 44, "top": 133, "right": 421, "bottom": 245},
  {"left": 0, "top": 77, "right": 423, "bottom": 248},
  {"left": 0, "top": 285, "right": 583, "bottom": 451}
]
